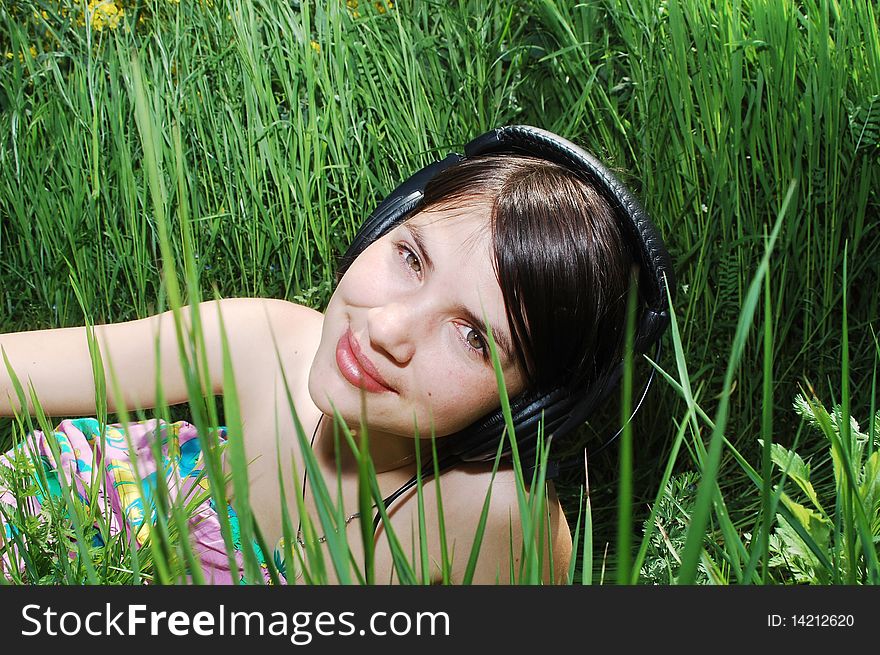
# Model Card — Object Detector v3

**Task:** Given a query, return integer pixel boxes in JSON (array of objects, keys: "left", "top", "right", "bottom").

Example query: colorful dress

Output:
[{"left": 0, "top": 418, "right": 281, "bottom": 584}]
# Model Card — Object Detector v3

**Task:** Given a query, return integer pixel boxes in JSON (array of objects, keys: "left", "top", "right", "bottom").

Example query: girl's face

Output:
[{"left": 308, "top": 202, "right": 526, "bottom": 439}]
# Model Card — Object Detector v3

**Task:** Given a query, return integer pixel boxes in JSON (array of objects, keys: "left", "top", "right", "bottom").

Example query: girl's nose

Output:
[{"left": 367, "top": 302, "right": 417, "bottom": 365}]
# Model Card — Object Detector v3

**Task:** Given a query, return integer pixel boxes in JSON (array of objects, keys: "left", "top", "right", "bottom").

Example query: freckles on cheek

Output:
[
  {"left": 456, "top": 375, "right": 501, "bottom": 408},
  {"left": 420, "top": 365, "right": 501, "bottom": 415}
]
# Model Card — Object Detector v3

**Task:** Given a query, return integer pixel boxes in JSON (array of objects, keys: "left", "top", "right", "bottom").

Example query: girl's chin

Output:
[{"left": 308, "top": 377, "right": 465, "bottom": 436}]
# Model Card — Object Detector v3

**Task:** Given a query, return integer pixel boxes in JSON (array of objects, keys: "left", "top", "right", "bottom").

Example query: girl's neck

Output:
[{"left": 313, "top": 414, "right": 433, "bottom": 474}]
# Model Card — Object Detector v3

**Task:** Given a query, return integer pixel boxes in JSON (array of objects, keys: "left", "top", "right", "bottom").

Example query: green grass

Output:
[{"left": 1, "top": 0, "right": 878, "bottom": 584}]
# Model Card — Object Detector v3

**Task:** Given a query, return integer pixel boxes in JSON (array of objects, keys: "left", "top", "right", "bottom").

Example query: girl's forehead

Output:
[{"left": 405, "top": 202, "right": 493, "bottom": 250}]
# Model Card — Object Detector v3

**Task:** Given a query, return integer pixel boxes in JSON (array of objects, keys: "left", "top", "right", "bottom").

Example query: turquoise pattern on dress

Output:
[{"left": 1, "top": 419, "right": 282, "bottom": 584}]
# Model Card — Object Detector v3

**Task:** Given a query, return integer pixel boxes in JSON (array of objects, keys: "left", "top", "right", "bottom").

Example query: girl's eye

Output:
[
  {"left": 465, "top": 328, "right": 485, "bottom": 351},
  {"left": 399, "top": 245, "right": 422, "bottom": 275},
  {"left": 459, "top": 325, "right": 486, "bottom": 356},
  {"left": 404, "top": 250, "right": 422, "bottom": 273}
]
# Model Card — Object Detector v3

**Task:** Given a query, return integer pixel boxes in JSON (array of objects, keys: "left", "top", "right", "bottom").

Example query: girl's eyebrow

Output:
[{"left": 404, "top": 223, "right": 514, "bottom": 363}]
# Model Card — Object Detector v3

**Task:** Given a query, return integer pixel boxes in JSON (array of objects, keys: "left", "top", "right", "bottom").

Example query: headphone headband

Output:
[{"left": 337, "top": 126, "right": 674, "bottom": 466}]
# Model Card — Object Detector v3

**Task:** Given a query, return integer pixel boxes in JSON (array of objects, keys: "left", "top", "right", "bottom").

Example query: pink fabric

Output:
[{"left": 0, "top": 418, "right": 275, "bottom": 584}]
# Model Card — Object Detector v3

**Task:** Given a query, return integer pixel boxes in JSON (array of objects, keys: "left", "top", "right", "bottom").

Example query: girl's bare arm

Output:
[{"left": 0, "top": 298, "right": 311, "bottom": 417}]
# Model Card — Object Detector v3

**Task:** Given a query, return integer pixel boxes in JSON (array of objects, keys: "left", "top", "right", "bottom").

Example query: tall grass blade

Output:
[{"left": 678, "top": 181, "right": 794, "bottom": 583}]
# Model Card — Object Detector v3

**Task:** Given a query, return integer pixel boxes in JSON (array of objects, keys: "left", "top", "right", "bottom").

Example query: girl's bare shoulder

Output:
[
  {"left": 269, "top": 300, "right": 324, "bottom": 368},
  {"left": 209, "top": 298, "right": 324, "bottom": 397},
  {"left": 222, "top": 297, "right": 322, "bottom": 328},
  {"left": 437, "top": 463, "right": 549, "bottom": 524},
  {"left": 220, "top": 297, "right": 323, "bottom": 353},
  {"left": 432, "top": 462, "right": 573, "bottom": 583}
]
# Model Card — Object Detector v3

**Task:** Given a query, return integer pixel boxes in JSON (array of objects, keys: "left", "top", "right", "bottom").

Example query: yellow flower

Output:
[
  {"left": 310, "top": 40, "right": 321, "bottom": 53},
  {"left": 5, "top": 47, "right": 37, "bottom": 63},
  {"left": 87, "top": 0, "right": 124, "bottom": 31}
]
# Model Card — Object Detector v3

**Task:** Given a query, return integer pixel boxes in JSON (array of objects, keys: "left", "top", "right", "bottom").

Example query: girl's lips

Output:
[{"left": 335, "top": 329, "right": 396, "bottom": 394}]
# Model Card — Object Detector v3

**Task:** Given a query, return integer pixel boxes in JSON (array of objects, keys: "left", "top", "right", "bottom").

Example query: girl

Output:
[{"left": 0, "top": 126, "right": 673, "bottom": 584}]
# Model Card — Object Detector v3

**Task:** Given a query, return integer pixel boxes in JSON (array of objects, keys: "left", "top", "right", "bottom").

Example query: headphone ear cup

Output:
[
  {"left": 450, "top": 361, "right": 626, "bottom": 465},
  {"left": 450, "top": 386, "right": 574, "bottom": 463},
  {"left": 337, "top": 153, "right": 465, "bottom": 278}
]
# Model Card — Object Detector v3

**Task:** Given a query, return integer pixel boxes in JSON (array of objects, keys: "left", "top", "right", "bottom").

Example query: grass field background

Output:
[{"left": 1, "top": 0, "right": 878, "bottom": 583}]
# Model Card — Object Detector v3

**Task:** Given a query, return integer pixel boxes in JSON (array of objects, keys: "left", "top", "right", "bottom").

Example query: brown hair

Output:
[{"left": 419, "top": 154, "right": 635, "bottom": 394}]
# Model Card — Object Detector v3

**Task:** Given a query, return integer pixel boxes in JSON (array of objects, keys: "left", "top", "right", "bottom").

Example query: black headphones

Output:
[{"left": 338, "top": 125, "right": 674, "bottom": 480}]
